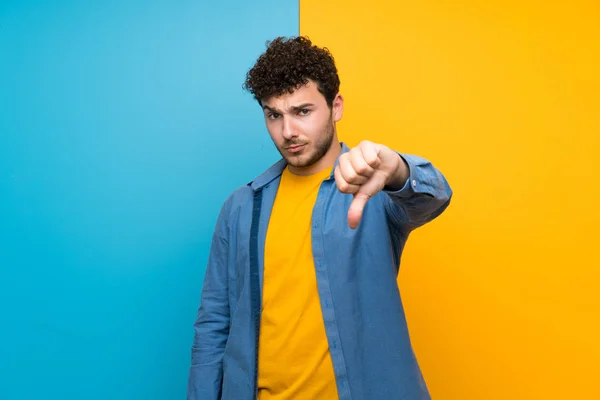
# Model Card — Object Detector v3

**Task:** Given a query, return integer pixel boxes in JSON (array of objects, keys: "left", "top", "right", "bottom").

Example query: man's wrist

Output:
[{"left": 385, "top": 153, "right": 409, "bottom": 191}]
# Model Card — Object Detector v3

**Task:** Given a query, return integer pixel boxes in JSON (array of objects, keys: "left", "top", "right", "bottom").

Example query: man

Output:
[{"left": 187, "top": 36, "right": 452, "bottom": 400}]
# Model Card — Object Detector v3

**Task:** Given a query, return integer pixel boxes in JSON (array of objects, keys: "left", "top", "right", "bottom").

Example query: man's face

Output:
[{"left": 261, "top": 80, "right": 343, "bottom": 175}]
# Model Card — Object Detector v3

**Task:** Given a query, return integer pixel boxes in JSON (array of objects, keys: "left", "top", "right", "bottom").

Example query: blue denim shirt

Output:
[{"left": 187, "top": 143, "right": 452, "bottom": 400}]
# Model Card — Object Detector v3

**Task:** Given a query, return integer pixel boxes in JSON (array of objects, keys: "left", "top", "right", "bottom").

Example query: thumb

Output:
[
  {"left": 348, "top": 192, "right": 370, "bottom": 229},
  {"left": 347, "top": 172, "right": 387, "bottom": 229}
]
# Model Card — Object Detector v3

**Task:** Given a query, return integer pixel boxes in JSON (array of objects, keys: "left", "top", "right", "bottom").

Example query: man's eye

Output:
[
  {"left": 269, "top": 113, "right": 280, "bottom": 119},
  {"left": 299, "top": 109, "right": 310, "bottom": 115}
]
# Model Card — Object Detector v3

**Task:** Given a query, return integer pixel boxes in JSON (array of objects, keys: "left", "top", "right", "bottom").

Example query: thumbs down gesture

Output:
[{"left": 334, "top": 140, "right": 409, "bottom": 229}]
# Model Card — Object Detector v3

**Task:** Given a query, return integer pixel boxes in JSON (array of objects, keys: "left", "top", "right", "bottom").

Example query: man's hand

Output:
[{"left": 334, "top": 141, "right": 409, "bottom": 229}]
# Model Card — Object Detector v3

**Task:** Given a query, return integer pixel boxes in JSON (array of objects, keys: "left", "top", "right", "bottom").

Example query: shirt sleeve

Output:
[
  {"left": 187, "top": 200, "right": 232, "bottom": 400},
  {"left": 383, "top": 152, "right": 453, "bottom": 231}
]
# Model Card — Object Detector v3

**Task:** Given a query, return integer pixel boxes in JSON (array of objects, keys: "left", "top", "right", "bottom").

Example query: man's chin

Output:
[
  {"left": 284, "top": 154, "right": 315, "bottom": 167},
  {"left": 285, "top": 157, "right": 308, "bottom": 167}
]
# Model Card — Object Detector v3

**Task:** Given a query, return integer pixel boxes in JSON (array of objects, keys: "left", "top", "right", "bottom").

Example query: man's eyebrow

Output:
[
  {"left": 262, "top": 105, "right": 280, "bottom": 113},
  {"left": 290, "top": 103, "right": 315, "bottom": 111},
  {"left": 262, "top": 103, "right": 316, "bottom": 113}
]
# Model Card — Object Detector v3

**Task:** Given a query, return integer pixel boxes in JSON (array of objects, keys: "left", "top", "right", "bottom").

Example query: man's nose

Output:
[{"left": 282, "top": 117, "right": 298, "bottom": 140}]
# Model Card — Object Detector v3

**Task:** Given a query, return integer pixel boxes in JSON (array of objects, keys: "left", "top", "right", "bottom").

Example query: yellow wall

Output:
[{"left": 300, "top": 1, "right": 600, "bottom": 399}]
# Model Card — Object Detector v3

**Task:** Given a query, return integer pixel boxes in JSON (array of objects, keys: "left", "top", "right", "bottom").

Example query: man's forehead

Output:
[{"left": 262, "top": 82, "right": 321, "bottom": 108}]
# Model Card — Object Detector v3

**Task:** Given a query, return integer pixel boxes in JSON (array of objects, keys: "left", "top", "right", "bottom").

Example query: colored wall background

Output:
[
  {"left": 2, "top": 1, "right": 598, "bottom": 399},
  {"left": 300, "top": 1, "right": 600, "bottom": 399},
  {"left": 0, "top": 1, "right": 296, "bottom": 399}
]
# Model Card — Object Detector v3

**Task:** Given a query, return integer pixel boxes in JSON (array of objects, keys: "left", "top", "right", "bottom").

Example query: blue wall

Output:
[{"left": 0, "top": 2, "right": 297, "bottom": 398}]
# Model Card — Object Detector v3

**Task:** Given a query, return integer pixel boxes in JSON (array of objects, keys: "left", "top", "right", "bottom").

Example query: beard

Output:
[{"left": 278, "top": 117, "right": 335, "bottom": 169}]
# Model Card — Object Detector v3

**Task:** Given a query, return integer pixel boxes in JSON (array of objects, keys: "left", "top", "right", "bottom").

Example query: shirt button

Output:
[{"left": 412, "top": 179, "right": 417, "bottom": 187}]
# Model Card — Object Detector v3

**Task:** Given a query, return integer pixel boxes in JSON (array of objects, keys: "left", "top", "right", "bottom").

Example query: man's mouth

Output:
[{"left": 286, "top": 143, "right": 306, "bottom": 153}]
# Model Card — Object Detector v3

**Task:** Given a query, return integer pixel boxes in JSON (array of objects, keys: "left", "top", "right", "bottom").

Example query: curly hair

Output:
[{"left": 243, "top": 36, "right": 340, "bottom": 107}]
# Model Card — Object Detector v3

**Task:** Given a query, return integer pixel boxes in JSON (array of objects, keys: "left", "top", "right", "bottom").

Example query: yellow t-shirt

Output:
[{"left": 257, "top": 166, "right": 338, "bottom": 400}]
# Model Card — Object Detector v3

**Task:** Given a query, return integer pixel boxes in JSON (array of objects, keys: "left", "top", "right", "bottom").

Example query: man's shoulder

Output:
[
  {"left": 220, "top": 161, "right": 279, "bottom": 207},
  {"left": 221, "top": 183, "right": 253, "bottom": 210},
  {"left": 216, "top": 157, "right": 286, "bottom": 217}
]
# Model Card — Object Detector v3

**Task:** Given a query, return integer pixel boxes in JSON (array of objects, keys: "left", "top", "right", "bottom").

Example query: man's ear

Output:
[{"left": 332, "top": 93, "right": 344, "bottom": 122}]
